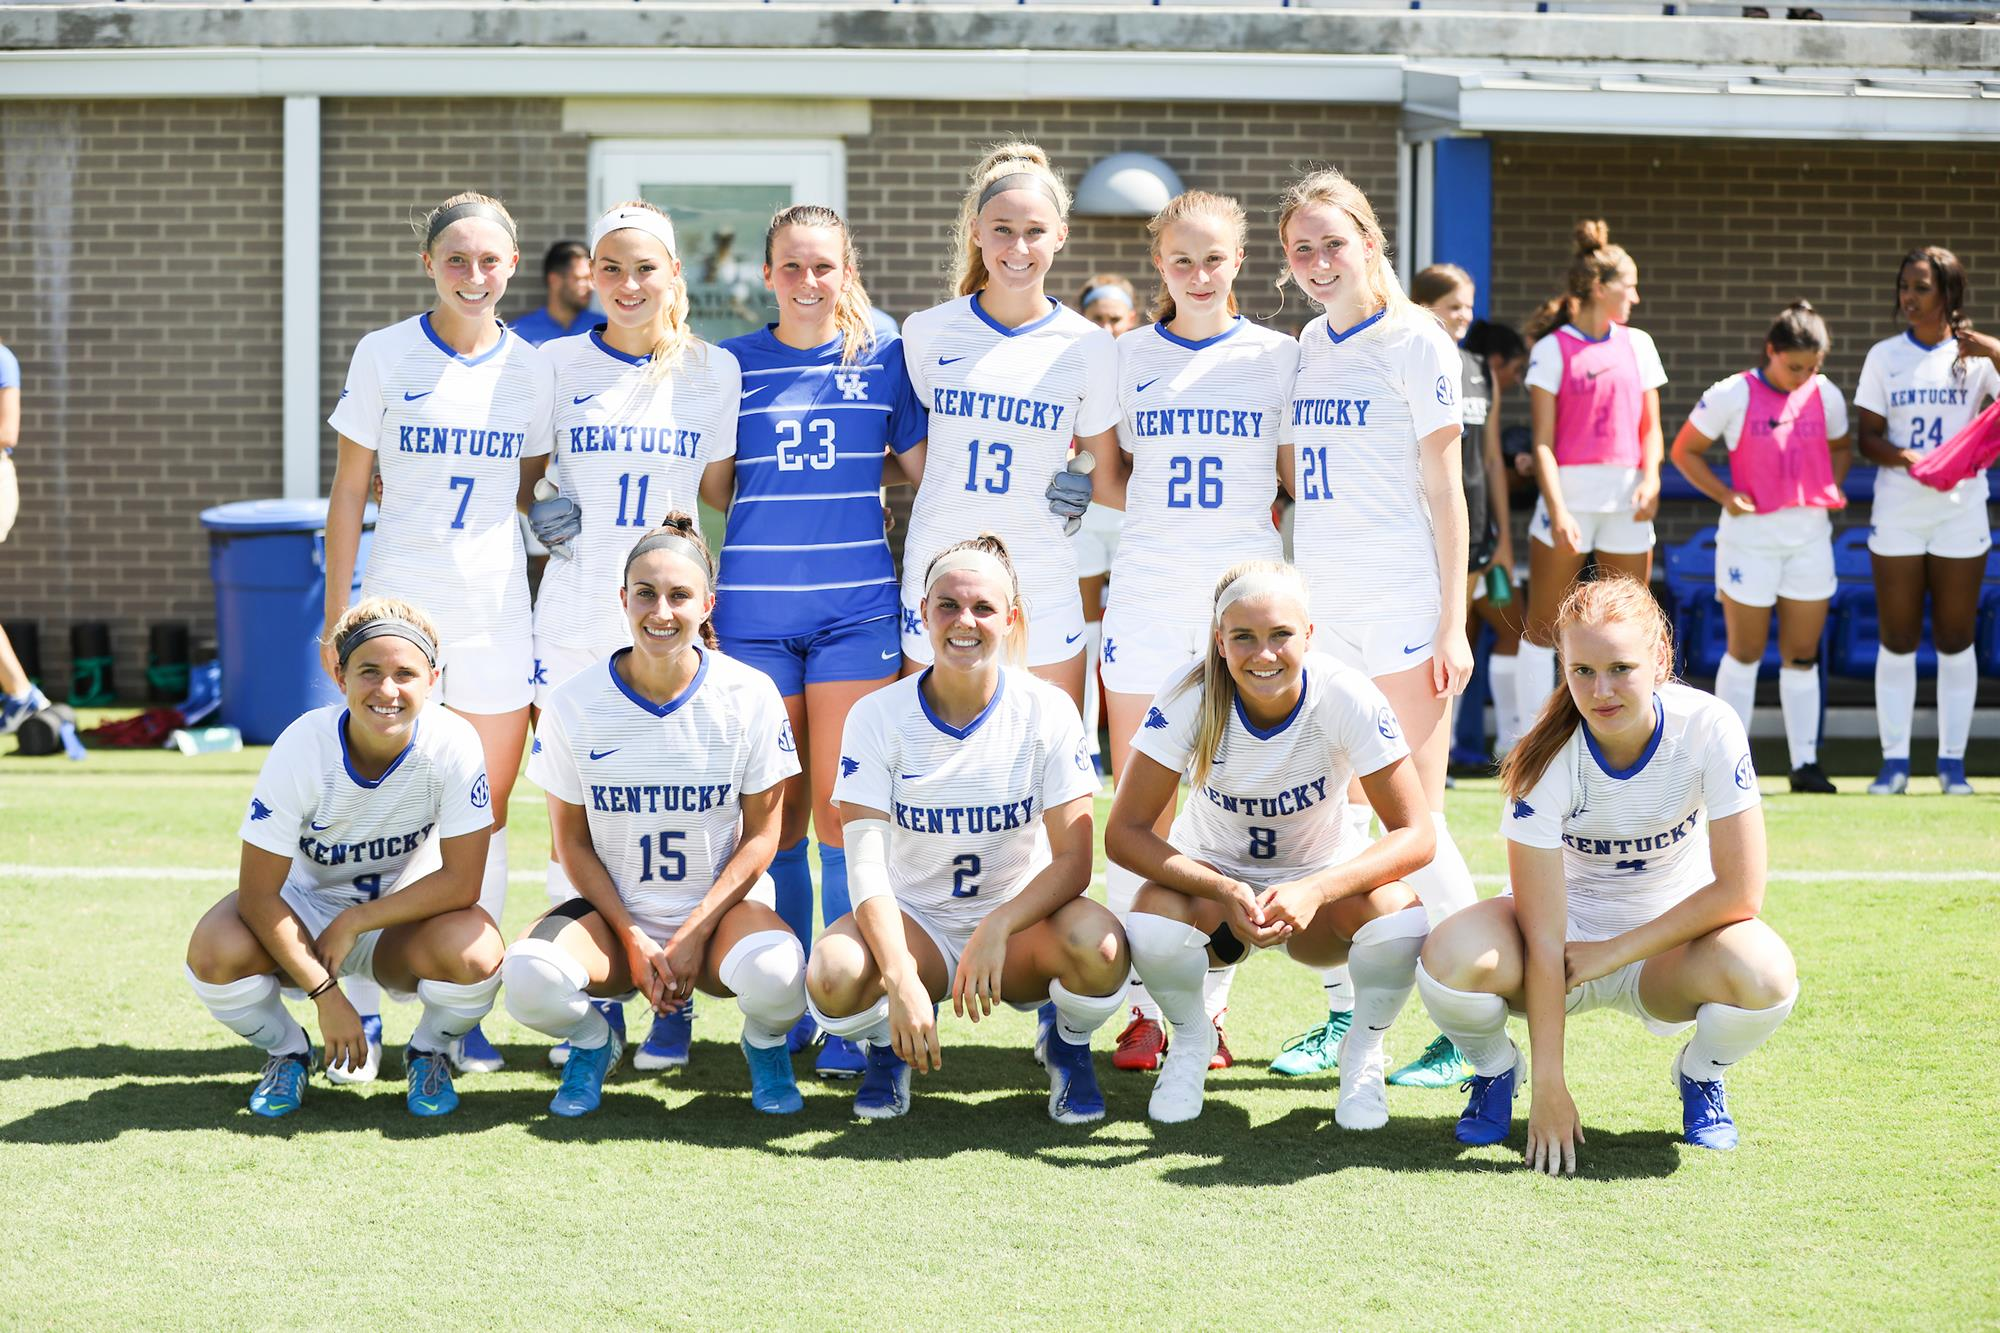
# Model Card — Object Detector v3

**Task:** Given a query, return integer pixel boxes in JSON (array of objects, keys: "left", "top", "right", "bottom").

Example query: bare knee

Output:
[
  {"left": 443, "top": 927, "right": 505, "bottom": 983},
  {"left": 1420, "top": 909, "right": 1516, "bottom": 994},
  {"left": 805, "top": 935, "right": 873, "bottom": 1015},
  {"left": 1712, "top": 925, "right": 1796, "bottom": 1009},
  {"left": 1059, "top": 904, "right": 1128, "bottom": 989}
]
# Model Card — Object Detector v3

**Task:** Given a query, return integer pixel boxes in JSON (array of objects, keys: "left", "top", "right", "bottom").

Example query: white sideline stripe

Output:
[{"left": 1, "top": 864, "right": 1996, "bottom": 886}]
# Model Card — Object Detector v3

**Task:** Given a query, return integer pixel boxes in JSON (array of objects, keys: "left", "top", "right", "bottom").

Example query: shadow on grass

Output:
[{"left": 0, "top": 1045, "right": 259, "bottom": 1081}]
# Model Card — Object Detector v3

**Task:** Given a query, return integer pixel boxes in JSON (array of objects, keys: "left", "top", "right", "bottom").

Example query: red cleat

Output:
[
  {"left": 1112, "top": 1008, "right": 1168, "bottom": 1072},
  {"left": 1209, "top": 1012, "right": 1234, "bottom": 1070}
]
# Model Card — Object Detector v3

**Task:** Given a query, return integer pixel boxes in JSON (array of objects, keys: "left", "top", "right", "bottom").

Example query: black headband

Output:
[
  {"left": 425, "top": 202, "right": 518, "bottom": 250},
  {"left": 337, "top": 619, "right": 438, "bottom": 669},
  {"left": 625, "top": 530, "right": 713, "bottom": 583},
  {"left": 977, "top": 171, "right": 1062, "bottom": 213}
]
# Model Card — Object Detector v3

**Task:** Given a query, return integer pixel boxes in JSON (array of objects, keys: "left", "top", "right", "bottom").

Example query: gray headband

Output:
[
  {"left": 337, "top": 618, "right": 437, "bottom": 669},
  {"left": 425, "top": 202, "right": 517, "bottom": 250},
  {"left": 625, "top": 530, "right": 713, "bottom": 582},
  {"left": 977, "top": 172, "right": 1062, "bottom": 213}
]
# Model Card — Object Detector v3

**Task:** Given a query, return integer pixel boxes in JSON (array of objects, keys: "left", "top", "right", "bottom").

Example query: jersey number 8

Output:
[{"left": 1247, "top": 826, "right": 1278, "bottom": 861}]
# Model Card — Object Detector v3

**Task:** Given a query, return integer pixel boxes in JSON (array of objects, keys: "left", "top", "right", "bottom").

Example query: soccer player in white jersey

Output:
[
  {"left": 1671, "top": 301, "right": 1852, "bottom": 795},
  {"left": 524, "top": 202, "right": 741, "bottom": 1074},
  {"left": 1277, "top": 167, "right": 1479, "bottom": 1083},
  {"left": 806, "top": 535, "right": 1128, "bottom": 1123},
  {"left": 501, "top": 516, "right": 809, "bottom": 1118},
  {"left": 1110, "top": 562, "right": 1437, "bottom": 1128},
  {"left": 324, "top": 191, "right": 554, "bottom": 1076},
  {"left": 895, "top": 143, "right": 1122, "bottom": 712},
  {"left": 1853, "top": 246, "right": 2000, "bottom": 796},
  {"left": 1418, "top": 576, "right": 1798, "bottom": 1170},
  {"left": 184, "top": 599, "right": 503, "bottom": 1119},
  {"left": 1094, "top": 192, "right": 1298, "bottom": 1075}
]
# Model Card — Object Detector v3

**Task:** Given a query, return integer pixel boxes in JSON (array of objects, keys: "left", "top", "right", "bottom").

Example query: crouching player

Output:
[
  {"left": 1418, "top": 575, "right": 1798, "bottom": 1172},
  {"left": 806, "top": 535, "right": 1128, "bottom": 1123},
  {"left": 184, "top": 599, "right": 502, "bottom": 1119},
  {"left": 1107, "top": 561, "right": 1436, "bottom": 1128},
  {"left": 501, "top": 517, "right": 809, "bottom": 1118}
]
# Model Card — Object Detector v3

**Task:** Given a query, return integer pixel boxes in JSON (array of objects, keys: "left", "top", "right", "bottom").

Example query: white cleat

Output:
[
  {"left": 1148, "top": 1018, "right": 1217, "bottom": 1124},
  {"left": 325, "top": 1015, "right": 383, "bottom": 1086},
  {"left": 1334, "top": 1029, "right": 1389, "bottom": 1131}
]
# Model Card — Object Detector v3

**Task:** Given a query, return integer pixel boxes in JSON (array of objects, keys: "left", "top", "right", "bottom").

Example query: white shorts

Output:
[
  {"left": 1714, "top": 528, "right": 1836, "bottom": 609},
  {"left": 1315, "top": 611, "right": 1439, "bottom": 680},
  {"left": 440, "top": 635, "right": 535, "bottom": 714},
  {"left": 627, "top": 873, "right": 776, "bottom": 945},
  {"left": 900, "top": 899, "right": 983, "bottom": 979},
  {"left": 1530, "top": 496, "right": 1656, "bottom": 557},
  {"left": 1867, "top": 500, "right": 1993, "bottom": 560},
  {"left": 531, "top": 637, "right": 608, "bottom": 711},
  {"left": 1070, "top": 503, "right": 1124, "bottom": 580},
  {"left": 901, "top": 587, "right": 1087, "bottom": 669},
  {"left": 280, "top": 882, "right": 386, "bottom": 987},
  {"left": 0, "top": 452, "right": 17, "bottom": 544},
  {"left": 1562, "top": 957, "right": 1691, "bottom": 1038},
  {"left": 1099, "top": 606, "right": 1205, "bottom": 697}
]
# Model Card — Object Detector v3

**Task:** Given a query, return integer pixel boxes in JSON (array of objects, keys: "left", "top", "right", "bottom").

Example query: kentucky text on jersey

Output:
[
  {"left": 589, "top": 782, "right": 734, "bottom": 814},
  {"left": 929, "top": 387, "right": 1067, "bottom": 433},
  {"left": 892, "top": 796, "right": 1036, "bottom": 834},
  {"left": 1131, "top": 407, "right": 1267, "bottom": 438},
  {"left": 1561, "top": 809, "right": 1702, "bottom": 857},
  {"left": 566, "top": 424, "right": 705, "bottom": 458},
  {"left": 1291, "top": 398, "right": 1373, "bottom": 428},
  {"left": 1886, "top": 386, "right": 1969, "bottom": 407},
  {"left": 395, "top": 425, "right": 527, "bottom": 457},
  {"left": 1200, "top": 776, "right": 1330, "bottom": 818},
  {"left": 298, "top": 824, "right": 436, "bottom": 867}
]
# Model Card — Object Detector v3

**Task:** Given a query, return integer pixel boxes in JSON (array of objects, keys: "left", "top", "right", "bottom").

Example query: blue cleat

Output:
[
  {"left": 404, "top": 1046, "right": 459, "bottom": 1117},
  {"left": 550, "top": 1031, "right": 623, "bottom": 1118},
  {"left": 742, "top": 1037, "right": 805, "bottom": 1114},
  {"left": 549, "top": 1000, "right": 624, "bottom": 1069},
  {"left": 449, "top": 1023, "right": 505, "bottom": 1075},
  {"left": 1868, "top": 758, "right": 1910, "bottom": 796},
  {"left": 1031, "top": 1001, "right": 1057, "bottom": 1069},
  {"left": 634, "top": 1002, "right": 693, "bottom": 1072},
  {"left": 0, "top": 685, "right": 50, "bottom": 735},
  {"left": 853, "top": 1042, "right": 911, "bottom": 1119},
  {"left": 1675, "top": 1046, "right": 1739, "bottom": 1150},
  {"left": 814, "top": 1034, "right": 866, "bottom": 1080},
  {"left": 1044, "top": 1031, "right": 1106, "bottom": 1125},
  {"left": 787, "top": 1012, "right": 819, "bottom": 1055},
  {"left": 248, "top": 1047, "right": 312, "bottom": 1118},
  {"left": 1454, "top": 1045, "right": 1521, "bottom": 1146},
  {"left": 1937, "top": 758, "right": 1975, "bottom": 796}
]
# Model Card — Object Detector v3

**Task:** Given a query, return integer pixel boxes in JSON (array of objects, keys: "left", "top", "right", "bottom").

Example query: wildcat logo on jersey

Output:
[
  {"left": 470, "top": 776, "right": 491, "bottom": 809},
  {"left": 531, "top": 738, "right": 543, "bottom": 756},
  {"left": 840, "top": 756, "right": 860, "bottom": 778},
  {"left": 836, "top": 372, "right": 868, "bottom": 401},
  {"left": 1376, "top": 707, "right": 1400, "bottom": 741},
  {"left": 1734, "top": 755, "right": 1755, "bottom": 791},
  {"left": 1144, "top": 707, "right": 1170, "bottom": 730},
  {"left": 1511, "top": 799, "right": 1535, "bottom": 820},
  {"left": 249, "top": 798, "right": 274, "bottom": 822},
  {"left": 778, "top": 721, "right": 797, "bottom": 754}
]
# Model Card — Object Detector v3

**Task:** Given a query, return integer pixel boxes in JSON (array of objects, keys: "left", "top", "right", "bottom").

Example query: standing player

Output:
[
  {"left": 1096, "top": 192, "right": 1297, "bottom": 1073},
  {"left": 324, "top": 191, "right": 553, "bottom": 1076},
  {"left": 184, "top": 599, "right": 503, "bottom": 1119},
  {"left": 501, "top": 518, "right": 808, "bottom": 1118},
  {"left": 1418, "top": 576, "right": 1797, "bottom": 1169},
  {"left": 1111, "top": 561, "right": 1436, "bottom": 1128},
  {"left": 1515, "top": 220, "right": 1668, "bottom": 728},
  {"left": 524, "top": 201, "right": 740, "bottom": 1073},
  {"left": 896, "top": 143, "right": 1122, "bottom": 712},
  {"left": 1853, "top": 247, "right": 2000, "bottom": 795},
  {"left": 714, "top": 204, "right": 928, "bottom": 1079},
  {"left": 0, "top": 337, "right": 49, "bottom": 730},
  {"left": 806, "top": 535, "right": 1128, "bottom": 1122},
  {"left": 1276, "top": 167, "right": 1477, "bottom": 1083},
  {"left": 1069, "top": 272, "right": 1141, "bottom": 780},
  {"left": 1460, "top": 319, "right": 1531, "bottom": 761},
  {"left": 1670, "top": 301, "right": 1852, "bottom": 794}
]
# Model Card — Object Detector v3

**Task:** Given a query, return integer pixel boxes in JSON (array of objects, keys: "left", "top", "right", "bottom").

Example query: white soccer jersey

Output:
[
  {"left": 1853, "top": 330, "right": 2000, "bottom": 523},
  {"left": 899, "top": 295, "right": 1119, "bottom": 625},
  {"left": 1687, "top": 371, "right": 1849, "bottom": 547},
  {"left": 833, "top": 667, "right": 1097, "bottom": 935},
  {"left": 238, "top": 703, "right": 492, "bottom": 908},
  {"left": 1128, "top": 652, "right": 1408, "bottom": 883},
  {"left": 533, "top": 333, "right": 740, "bottom": 656},
  {"left": 1287, "top": 308, "right": 1464, "bottom": 628},
  {"left": 527, "top": 648, "right": 798, "bottom": 929},
  {"left": 1111, "top": 318, "right": 1294, "bottom": 618},
  {"left": 1502, "top": 682, "right": 1760, "bottom": 943},
  {"left": 329, "top": 315, "right": 554, "bottom": 654}
]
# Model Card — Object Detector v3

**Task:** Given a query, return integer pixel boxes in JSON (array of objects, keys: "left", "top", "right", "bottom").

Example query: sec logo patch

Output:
[
  {"left": 1733, "top": 755, "right": 1755, "bottom": 791},
  {"left": 1435, "top": 374, "right": 1456, "bottom": 406},
  {"left": 470, "top": 775, "right": 491, "bottom": 809}
]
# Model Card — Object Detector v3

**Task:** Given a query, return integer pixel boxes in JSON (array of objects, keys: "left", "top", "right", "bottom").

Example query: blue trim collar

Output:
[
  {"left": 1325, "top": 308, "right": 1388, "bottom": 345},
  {"left": 1562, "top": 321, "right": 1617, "bottom": 345},
  {"left": 1156, "top": 316, "right": 1244, "bottom": 352},
  {"left": 970, "top": 292, "right": 1062, "bottom": 338},
  {"left": 1233, "top": 669, "right": 1309, "bottom": 741},
  {"left": 419, "top": 312, "right": 510, "bottom": 366},
  {"left": 339, "top": 709, "right": 419, "bottom": 789},
  {"left": 917, "top": 667, "right": 1006, "bottom": 741},
  {"left": 589, "top": 328, "right": 651, "bottom": 366},
  {"left": 609, "top": 645, "right": 709, "bottom": 718},
  {"left": 1584, "top": 693, "right": 1665, "bottom": 781},
  {"left": 1904, "top": 328, "right": 1947, "bottom": 352}
]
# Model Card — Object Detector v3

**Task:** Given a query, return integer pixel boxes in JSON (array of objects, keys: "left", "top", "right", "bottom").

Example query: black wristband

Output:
[{"left": 306, "top": 976, "right": 339, "bottom": 1001}]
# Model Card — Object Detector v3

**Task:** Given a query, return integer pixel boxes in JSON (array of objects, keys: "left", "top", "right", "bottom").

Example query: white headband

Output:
[
  {"left": 925, "top": 548, "right": 1016, "bottom": 598},
  {"left": 589, "top": 207, "right": 678, "bottom": 260},
  {"left": 1216, "top": 570, "right": 1307, "bottom": 617}
]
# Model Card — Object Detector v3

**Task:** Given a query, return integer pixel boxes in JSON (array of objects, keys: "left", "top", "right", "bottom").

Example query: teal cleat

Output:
[
  {"left": 1270, "top": 1009, "right": 1352, "bottom": 1077},
  {"left": 404, "top": 1047, "right": 459, "bottom": 1117},
  {"left": 550, "top": 1031, "right": 622, "bottom": 1118},
  {"left": 248, "top": 1048, "right": 312, "bottom": 1119},
  {"left": 742, "top": 1037, "right": 805, "bottom": 1115},
  {"left": 1388, "top": 1032, "right": 1473, "bottom": 1088}
]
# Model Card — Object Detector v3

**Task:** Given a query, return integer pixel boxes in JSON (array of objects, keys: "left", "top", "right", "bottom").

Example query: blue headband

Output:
[{"left": 1082, "top": 285, "right": 1134, "bottom": 312}]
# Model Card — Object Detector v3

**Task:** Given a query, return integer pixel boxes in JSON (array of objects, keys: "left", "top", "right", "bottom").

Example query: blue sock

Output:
[
  {"left": 817, "top": 842, "right": 851, "bottom": 932},
  {"left": 770, "top": 838, "right": 813, "bottom": 945}
]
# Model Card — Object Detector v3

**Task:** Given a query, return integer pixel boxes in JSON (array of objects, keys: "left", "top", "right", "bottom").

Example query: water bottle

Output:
[{"left": 172, "top": 725, "right": 243, "bottom": 756}]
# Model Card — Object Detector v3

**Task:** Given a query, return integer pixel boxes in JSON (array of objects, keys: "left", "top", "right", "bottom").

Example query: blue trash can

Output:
[{"left": 199, "top": 499, "right": 376, "bottom": 745}]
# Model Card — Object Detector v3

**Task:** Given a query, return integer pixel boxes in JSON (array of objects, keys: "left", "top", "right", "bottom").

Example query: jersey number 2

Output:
[{"left": 950, "top": 853, "right": 981, "bottom": 898}]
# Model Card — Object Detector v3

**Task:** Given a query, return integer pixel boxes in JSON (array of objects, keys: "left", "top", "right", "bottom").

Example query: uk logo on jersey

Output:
[
  {"left": 840, "top": 756, "right": 860, "bottom": 778},
  {"left": 778, "top": 721, "right": 797, "bottom": 753},
  {"left": 1734, "top": 755, "right": 1755, "bottom": 791},
  {"left": 1511, "top": 799, "right": 1535, "bottom": 820},
  {"left": 1376, "top": 707, "right": 1400, "bottom": 741},
  {"left": 249, "top": 798, "right": 273, "bottom": 822},
  {"left": 470, "top": 776, "right": 491, "bottom": 809},
  {"left": 1144, "top": 707, "right": 1170, "bottom": 730},
  {"left": 836, "top": 371, "right": 868, "bottom": 401}
]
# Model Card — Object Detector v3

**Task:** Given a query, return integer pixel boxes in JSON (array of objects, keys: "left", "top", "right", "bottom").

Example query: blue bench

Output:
[
  {"left": 1827, "top": 525, "right": 1938, "bottom": 679},
  {"left": 1661, "top": 527, "right": 1786, "bottom": 678}
]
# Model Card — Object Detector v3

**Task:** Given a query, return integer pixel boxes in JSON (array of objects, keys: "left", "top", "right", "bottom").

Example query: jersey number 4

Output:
[
  {"left": 950, "top": 853, "right": 981, "bottom": 898},
  {"left": 638, "top": 830, "right": 688, "bottom": 882}
]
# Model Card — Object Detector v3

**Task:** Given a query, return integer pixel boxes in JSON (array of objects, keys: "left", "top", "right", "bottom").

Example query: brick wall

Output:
[{"left": 0, "top": 99, "right": 283, "bottom": 695}]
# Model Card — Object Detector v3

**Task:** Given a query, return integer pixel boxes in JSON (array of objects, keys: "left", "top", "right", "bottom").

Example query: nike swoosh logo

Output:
[
  {"left": 900, "top": 773, "right": 924, "bottom": 780},
  {"left": 741, "top": 385, "right": 770, "bottom": 400},
  {"left": 310, "top": 820, "right": 334, "bottom": 832},
  {"left": 1583, "top": 368, "right": 1607, "bottom": 381},
  {"left": 1402, "top": 642, "right": 1430, "bottom": 655},
  {"left": 403, "top": 390, "right": 432, "bottom": 401},
  {"left": 1065, "top": 632, "right": 1083, "bottom": 645},
  {"left": 572, "top": 393, "right": 597, "bottom": 405},
  {"left": 938, "top": 356, "right": 965, "bottom": 366},
  {"left": 589, "top": 748, "right": 620, "bottom": 761},
  {"left": 1135, "top": 378, "right": 1159, "bottom": 393},
  {"left": 1367, "top": 1024, "right": 1391, "bottom": 1031},
  {"left": 879, "top": 649, "right": 899, "bottom": 660}
]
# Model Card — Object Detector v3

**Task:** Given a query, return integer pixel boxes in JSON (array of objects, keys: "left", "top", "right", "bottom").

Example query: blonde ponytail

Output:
[
  {"left": 949, "top": 143, "right": 1072, "bottom": 299},
  {"left": 764, "top": 204, "right": 879, "bottom": 366},
  {"left": 1181, "top": 560, "right": 1312, "bottom": 791},
  {"left": 600, "top": 199, "right": 701, "bottom": 382}
]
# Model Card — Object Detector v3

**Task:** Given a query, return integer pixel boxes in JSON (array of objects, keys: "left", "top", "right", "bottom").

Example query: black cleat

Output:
[{"left": 1788, "top": 763, "right": 1837, "bottom": 794}]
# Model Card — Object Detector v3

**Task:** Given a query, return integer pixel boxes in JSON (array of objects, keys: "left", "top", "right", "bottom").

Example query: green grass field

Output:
[{"left": 2, "top": 745, "right": 1995, "bottom": 1329}]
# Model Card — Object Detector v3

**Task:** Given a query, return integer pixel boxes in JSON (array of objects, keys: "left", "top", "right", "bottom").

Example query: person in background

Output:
[
  {"left": 1070, "top": 273, "right": 1142, "bottom": 783},
  {"left": 510, "top": 240, "right": 597, "bottom": 347},
  {"left": 0, "top": 337, "right": 46, "bottom": 733}
]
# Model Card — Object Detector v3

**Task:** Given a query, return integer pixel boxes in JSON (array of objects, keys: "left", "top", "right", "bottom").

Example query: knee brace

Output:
[
  {"left": 500, "top": 937, "right": 592, "bottom": 1036},
  {"left": 719, "top": 930, "right": 807, "bottom": 1036}
]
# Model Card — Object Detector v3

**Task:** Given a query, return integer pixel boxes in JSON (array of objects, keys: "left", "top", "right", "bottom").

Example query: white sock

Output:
[
  {"left": 342, "top": 975, "right": 383, "bottom": 1020},
  {"left": 1406, "top": 811, "right": 1477, "bottom": 928},
  {"left": 1106, "top": 862, "right": 1160, "bottom": 1020},
  {"left": 1345, "top": 906, "right": 1428, "bottom": 1059},
  {"left": 1050, "top": 977, "right": 1129, "bottom": 1047},
  {"left": 1318, "top": 965, "right": 1355, "bottom": 1015},
  {"left": 1489, "top": 653, "right": 1523, "bottom": 754},
  {"left": 1125, "top": 911, "right": 1207, "bottom": 1033},
  {"left": 186, "top": 967, "right": 308, "bottom": 1056},
  {"left": 1080, "top": 619, "right": 1103, "bottom": 756},
  {"left": 1517, "top": 640, "right": 1558, "bottom": 730},
  {"left": 1203, "top": 965, "right": 1235, "bottom": 1022},
  {"left": 1936, "top": 647, "right": 1977, "bottom": 762},
  {"left": 1875, "top": 648, "right": 1916, "bottom": 760},
  {"left": 1778, "top": 665, "right": 1820, "bottom": 768},
  {"left": 805, "top": 993, "right": 891, "bottom": 1047},
  {"left": 720, "top": 930, "right": 807, "bottom": 1049},
  {"left": 1415, "top": 960, "right": 1514, "bottom": 1076},
  {"left": 478, "top": 835, "right": 508, "bottom": 927},
  {"left": 1713, "top": 653, "right": 1760, "bottom": 736},
  {"left": 546, "top": 857, "right": 577, "bottom": 907},
  {"left": 501, "top": 938, "right": 607, "bottom": 1049},
  {"left": 1681, "top": 987, "right": 1798, "bottom": 1083},
  {"left": 411, "top": 973, "right": 501, "bottom": 1053}
]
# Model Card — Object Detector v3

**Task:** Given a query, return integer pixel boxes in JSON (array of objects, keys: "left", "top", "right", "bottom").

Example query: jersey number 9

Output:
[{"left": 638, "top": 830, "right": 688, "bottom": 882}]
